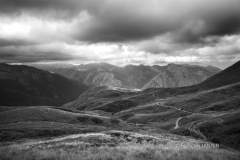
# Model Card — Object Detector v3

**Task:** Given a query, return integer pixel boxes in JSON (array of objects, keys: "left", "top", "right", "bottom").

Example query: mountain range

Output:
[{"left": 30, "top": 62, "right": 221, "bottom": 90}]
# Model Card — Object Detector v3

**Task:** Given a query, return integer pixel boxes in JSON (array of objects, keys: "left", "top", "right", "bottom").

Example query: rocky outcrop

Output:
[{"left": 92, "top": 72, "right": 122, "bottom": 87}]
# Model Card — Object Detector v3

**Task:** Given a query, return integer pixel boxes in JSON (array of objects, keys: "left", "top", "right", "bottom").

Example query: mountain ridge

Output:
[{"left": 0, "top": 63, "right": 89, "bottom": 106}]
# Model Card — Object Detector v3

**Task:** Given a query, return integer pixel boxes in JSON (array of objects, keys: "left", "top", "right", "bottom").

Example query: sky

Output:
[{"left": 0, "top": 0, "right": 240, "bottom": 69}]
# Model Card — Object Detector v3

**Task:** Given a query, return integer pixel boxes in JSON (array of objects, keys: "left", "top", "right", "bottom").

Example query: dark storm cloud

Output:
[
  {"left": 74, "top": 0, "right": 240, "bottom": 43},
  {"left": 0, "top": 0, "right": 81, "bottom": 17},
  {"left": 0, "top": 0, "right": 108, "bottom": 19},
  {"left": 174, "top": 19, "right": 240, "bottom": 45},
  {"left": 0, "top": 38, "right": 35, "bottom": 47},
  {"left": 78, "top": 20, "right": 177, "bottom": 43},
  {"left": 74, "top": 0, "right": 182, "bottom": 42},
  {"left": 202, "top": 7, "right": 240, "bottom": 36},
  {"left": 1, "top": 0, "right": 240, "bottom": 44},
  {"left": 172, "top": 1, "right": 240, "bottom": 45}
]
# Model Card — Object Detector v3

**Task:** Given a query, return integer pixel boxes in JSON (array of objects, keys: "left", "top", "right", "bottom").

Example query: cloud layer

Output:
[{"left": 0, "top": 0, "right": 240, "bottom": 68}]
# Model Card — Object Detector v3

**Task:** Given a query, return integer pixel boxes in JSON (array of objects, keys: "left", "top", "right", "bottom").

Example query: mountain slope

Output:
[
  {"left": 199, "top": 61, "right": 240, "bottom": 90},
  {"left": 165, "top": 82, "right": 240, "bottom": 112},
  {"left": 0, "top": 63, "right": 89, "bottom": 106}
]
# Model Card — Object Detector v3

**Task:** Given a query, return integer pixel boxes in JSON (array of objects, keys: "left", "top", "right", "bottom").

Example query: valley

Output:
[{"left": 0, "top": 61, "right": 240, "bottom": 160}]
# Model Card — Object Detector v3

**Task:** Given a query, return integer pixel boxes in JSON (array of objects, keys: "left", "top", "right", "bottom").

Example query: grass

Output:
[
  {"left": 164, "top": 82, "right": 240, "bottom": 112},
  {"left": 0, "top": 106, "right": 125, "bottom": 127},
  {"left": 0, "top": 106, "right": 127, "bottom": 142},
  {"left": 1, "top": 131, "right": 239, "bottom": 160},
  {"left": 0, "top": 121, "right": 108, "bottom": 142},
  {"left": 1, "top": 141, "right": 239, "bottom": 160},
  {"left": 200, "top": 95, "right": 240, "bottom": 112}
]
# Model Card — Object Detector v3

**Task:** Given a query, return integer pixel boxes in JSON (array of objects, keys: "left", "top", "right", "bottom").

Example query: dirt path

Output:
[{"left": 174, "top": 117, "right": 182, "bottom": 129}]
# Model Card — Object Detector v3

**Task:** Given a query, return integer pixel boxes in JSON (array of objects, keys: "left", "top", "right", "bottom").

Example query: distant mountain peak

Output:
[
  {"left": 166, "top": 63, "right": 179, "bottom": 67},
  {"left": 166, "top": 63, "right": 179, "bottom": 69},
  {"left": 167, "top": 63, "right": 177, "bottom": 66},
  {"left": 206, "top": 65, "right": 214, "bottom": 68},
  {"left": 75, "top": 62, "right": 117, "bottom": 71}
]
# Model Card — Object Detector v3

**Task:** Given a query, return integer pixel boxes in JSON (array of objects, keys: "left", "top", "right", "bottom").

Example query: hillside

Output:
[
  {"left": 0, "top": 63, "right": 89, "bottom": 106},
  {"left": 0, "top": 106, "right": 128, "bottom": 142},
  {"left": 199, "top": 61, "right": 240, "bottom": 90}
]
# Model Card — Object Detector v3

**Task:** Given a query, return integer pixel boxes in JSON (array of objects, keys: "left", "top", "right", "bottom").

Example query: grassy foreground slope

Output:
[{"left": 1, "top": 131, "right": 239, "bottom": 160}]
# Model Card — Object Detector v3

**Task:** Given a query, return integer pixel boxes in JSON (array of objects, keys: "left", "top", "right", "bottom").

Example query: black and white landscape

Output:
[{"left": 0, "top": 0, "right": 240, "bottom": 160}]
